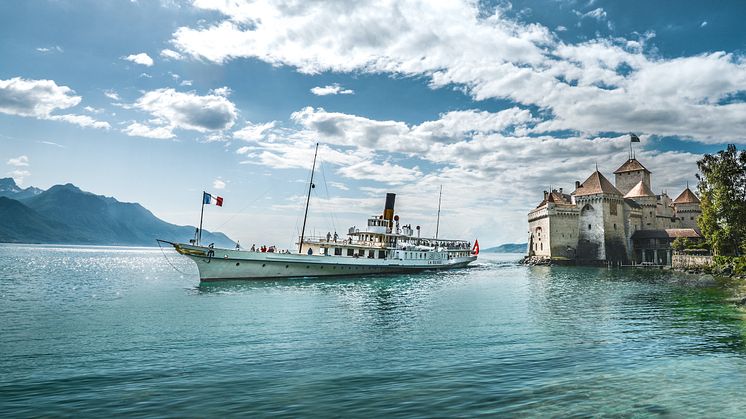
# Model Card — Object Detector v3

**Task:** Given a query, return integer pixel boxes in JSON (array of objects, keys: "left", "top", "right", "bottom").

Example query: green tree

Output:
[{"left": 696, "top": 145, "right": 746, "bottom": 255}]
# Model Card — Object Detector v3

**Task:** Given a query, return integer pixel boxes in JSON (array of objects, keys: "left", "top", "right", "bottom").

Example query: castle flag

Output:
[{"left": 630, "top": 133, "right": 640, "bottom": 143}]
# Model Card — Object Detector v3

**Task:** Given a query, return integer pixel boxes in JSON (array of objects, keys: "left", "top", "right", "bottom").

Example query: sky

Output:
[{"left": 1, "top": 0, "right": 745, "bottom": 248}]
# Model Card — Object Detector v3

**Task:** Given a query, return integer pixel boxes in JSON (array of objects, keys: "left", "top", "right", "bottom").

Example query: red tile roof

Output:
[
  {"left": 614, "top": 158, "right": 651, "bottom": 174},
  {"left": 624, "top": 180, "right": 655, "bottom": 198},
  {"left": 574, "top": 171, "right": 622, "bottom": 196},
  {"left": 673, "top": 187, "right": 700, "bottom": 204}
]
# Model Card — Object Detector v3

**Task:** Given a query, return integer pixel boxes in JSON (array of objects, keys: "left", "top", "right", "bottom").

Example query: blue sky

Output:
[{"left": 1, "top": 0, "right": 745, "bottom": 248}]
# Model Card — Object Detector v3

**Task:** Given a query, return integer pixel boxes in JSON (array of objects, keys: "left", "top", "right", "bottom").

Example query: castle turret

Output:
[
  {"left": 573, "top": 170, "right": 627, "bottom": 264},
  {"left": 614, "top": 158, "right": 651, "bottom": 196},
  {"left": 624, "top": 180, "right": 656, "bottom": 229},
  {"left": 673, "top": 186, "right": 701, "bottom": 229}
]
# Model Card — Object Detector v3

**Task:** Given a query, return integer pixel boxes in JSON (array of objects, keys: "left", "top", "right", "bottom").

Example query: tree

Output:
[{"left": 696, "top": 145, "right": 746, "bottom": 256}]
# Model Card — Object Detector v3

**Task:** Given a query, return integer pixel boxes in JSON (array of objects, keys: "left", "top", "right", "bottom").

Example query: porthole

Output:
[
  {"left": 235, "top": 262, "right": 240, "bottom": 266},
  {"left": 262, "top": 263, "right": 266, "bottom": 267},
  {"left": 285, "top": 265, "right": 289, "bottom": 268}
]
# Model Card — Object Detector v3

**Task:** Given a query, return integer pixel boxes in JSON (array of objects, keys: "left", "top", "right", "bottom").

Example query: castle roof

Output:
[
  {"left": 535, "top": 191, "right": 573, "bottom": 208},
  {"left": 624, "top": 180, "right": 655, "bottom": 198},
  {"left": 673, "top": 187, "right": 700, "bottom": 204},
  {"left": 574, "top": 171, "right": 622, "bottom": 197},
  {"left": 631, "top": 228, "right": 702, "bottom": 240},
  {"left": 613, "top": 158, "right": 651, "bottom": 174},
  {"left": 624, "top": 198, "right": 642, "bottom": 209}
]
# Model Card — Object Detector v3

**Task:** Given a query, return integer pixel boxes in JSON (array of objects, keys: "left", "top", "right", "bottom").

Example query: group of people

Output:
[{"left": 249, "top": 244, "right": 286, "bottom": 253}]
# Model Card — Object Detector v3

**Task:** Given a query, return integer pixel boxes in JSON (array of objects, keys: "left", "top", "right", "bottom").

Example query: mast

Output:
[
  {"left": 299, "top": 143, "right": 319, "bottom": 253},
  {"left": 198, "top": 191, "right": 206, "bottom": 245},
  {"left": 435, "top": 185, "right": 442, "bottom": 240}
]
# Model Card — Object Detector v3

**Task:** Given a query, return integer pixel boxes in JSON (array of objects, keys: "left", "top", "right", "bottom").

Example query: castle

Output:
[{"left": 527, "top": 156, "right": 702, "bottom": 265}]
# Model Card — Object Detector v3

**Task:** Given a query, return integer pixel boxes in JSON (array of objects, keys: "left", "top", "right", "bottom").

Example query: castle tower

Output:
[
  {"left": 614, "top": 158, "right": 651, "bottom": 196},
  {"left": 673, "top": 186, "right": 701, "bottom": 229},
  {"left": 527, "top": 189, "right": 578, "bottom": 259},
  {"left": 573, "top": 170, "right": 628, "bottom": 264},
  {"left": 624, "top": 180, "right": 657, "bottom": 229}
]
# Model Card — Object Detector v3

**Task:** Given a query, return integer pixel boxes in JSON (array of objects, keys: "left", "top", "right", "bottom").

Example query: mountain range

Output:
[{"left": 0, "top": 178, "right": 234, "bottom": 247}]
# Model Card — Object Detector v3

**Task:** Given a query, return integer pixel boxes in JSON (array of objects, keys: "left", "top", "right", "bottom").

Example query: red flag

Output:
[
  {"left": 215, "top": 196, "right": 223, "bottom": 207},
  {"left": 472, "top": 239, "right": 479, "bottom": 255}
]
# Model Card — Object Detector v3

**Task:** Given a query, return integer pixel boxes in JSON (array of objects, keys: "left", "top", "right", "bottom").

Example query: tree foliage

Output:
[{"left": 696, "top": 144, "right": 746, "bottom": 255}]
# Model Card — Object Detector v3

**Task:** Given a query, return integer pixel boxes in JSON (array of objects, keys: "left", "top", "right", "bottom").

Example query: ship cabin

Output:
[{"left": 299, "top": 210, "right": 473, "bottom": 262}]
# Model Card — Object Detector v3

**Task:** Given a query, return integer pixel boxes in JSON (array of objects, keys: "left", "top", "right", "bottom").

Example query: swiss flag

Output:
[{"left": 471, "top": 239, "right": 479, "bottom": 255}]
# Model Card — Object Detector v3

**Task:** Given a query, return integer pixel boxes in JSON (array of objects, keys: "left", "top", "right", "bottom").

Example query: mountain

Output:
[
  {"left": 0, "top": 181, "right": 234, "bottom": 247},
  {"left": 0, "top": 177, "right": 43, "bottom": 200},
  {"left": 483, "top": 243, "right": 527, "bottom": 253}
]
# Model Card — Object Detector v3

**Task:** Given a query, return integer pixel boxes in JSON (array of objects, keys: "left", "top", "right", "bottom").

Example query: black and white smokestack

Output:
[{"left": 383, "top": 193, "right": 396, "bottom": 226}]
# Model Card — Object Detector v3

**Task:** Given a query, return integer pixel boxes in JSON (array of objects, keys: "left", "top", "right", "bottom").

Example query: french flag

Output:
[{"left": 203, "top": 192, "right": 223, "bottom": 207}]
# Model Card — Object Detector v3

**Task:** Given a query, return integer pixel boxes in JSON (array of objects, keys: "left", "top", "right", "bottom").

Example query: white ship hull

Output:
[{"left": 171, "top": 243, "right": 476, "bottom": 281}]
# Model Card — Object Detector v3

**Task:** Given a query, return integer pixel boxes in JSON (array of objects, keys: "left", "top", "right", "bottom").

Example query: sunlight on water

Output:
[{"left": 2, "top": 244, "right": 746, "bottom": 416}]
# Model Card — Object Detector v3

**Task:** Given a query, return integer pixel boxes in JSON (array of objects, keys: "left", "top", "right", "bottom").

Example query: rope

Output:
[
  {"left": 319, "top": 161, "right": 338, "bottom": 235},
  {"left": 156, "top": 240, "right": 189, "bottom": 275}
]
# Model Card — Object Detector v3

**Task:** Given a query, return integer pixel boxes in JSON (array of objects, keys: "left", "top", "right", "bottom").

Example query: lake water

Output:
[{"left": 2, "top": 244, "right": 746, "bottom": 417}]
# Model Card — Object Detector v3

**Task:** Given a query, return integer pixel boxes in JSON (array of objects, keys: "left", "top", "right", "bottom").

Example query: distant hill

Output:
[
  {"left": 0, "top": 178, "right": 234, "bottom": 247},
  {"left": 0, "top": 177, "right": 43, "bottom": 199},
  {"left": 483, "top": 243, "right": 527, "bottom": 253}
]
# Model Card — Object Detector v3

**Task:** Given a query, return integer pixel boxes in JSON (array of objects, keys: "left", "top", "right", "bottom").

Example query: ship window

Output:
[
  {"left": 334, "top": 248, "right": 342, "bottom": 256},
  {"left": 378, "top": 251, "right": 385, "bottom": 259},
  {"left": 347, "top": 249, "right": 354, "bottom": 256}
]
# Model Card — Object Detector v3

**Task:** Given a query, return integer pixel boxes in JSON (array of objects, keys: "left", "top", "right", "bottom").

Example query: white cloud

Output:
[
  {"left": 701, "top": 21, "right": 708, "bottom": 28},
  {"left": 310, "top": 84, "right": 354, "bottom": 96},
  {"left": 213, "top": 178, "right": 226, "bottom": 189},
  {"left": 180, "top": 80, "right": 193, "bottom": 86},
  {"left": 36, "top": 46, "right": 63, "bottom": 53},
  {"left": 123, "top": 122, "right": 175, "bottom": 139},
  {"left": 160, "top": 48, "right": 183, "bottom": 60},
  {"left": 0, "top": 77, "right": 109, "bottom": 129},
  {"left": 578, "top": 7, "right": 607, "bottom": 21},
  {"left": 104, "top": 89, "right": 121, "bottom": 101},
  {"left": 124, "top": 88, "right": 237, "bottom": 139},
  {"left": 123, "top": 52, "right": 154, "bottom": 66},
  {"left": 169, "top": 0, "right": 746, "bottom": 144},
  {"left": 556, "top": 25, "right": 567, "bottom": 32},
  {"left": 6, "top": 155, "right": 31, "bottom": 186},
  {"left": 49, "top": 114, "right": 111, "bottom": 129},
  {"left": 7, "top": 155, "right": 29, "bottom": 167},
  {"left": 233, "top": 121, "right": 277, "bottom": 142},
  {"left": 0, "top": 77, "right": 80, "bottom": 117}
]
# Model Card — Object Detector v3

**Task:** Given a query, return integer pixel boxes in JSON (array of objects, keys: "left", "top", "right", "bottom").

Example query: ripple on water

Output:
[{"left": 2, "top": 247, "right": 746, "bottom": 416}]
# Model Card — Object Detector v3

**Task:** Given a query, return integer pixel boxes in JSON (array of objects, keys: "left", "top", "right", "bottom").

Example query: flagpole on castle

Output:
[{"left": 198, "top": 191, "right": 206, "bottom": 245}]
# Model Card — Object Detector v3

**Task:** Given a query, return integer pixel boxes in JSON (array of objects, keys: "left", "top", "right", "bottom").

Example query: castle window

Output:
[
  {"left": 540, "top": 243, "right": 543, "bottom": 251},
  {"left": 613, "top": 223, "right": 617, "bottom": 230},
  {"left": 588, "top": 224, "right": 592, "bottom": 230},
  {"left": 610, "top": 201, "right": 617, "bottom": 215}
]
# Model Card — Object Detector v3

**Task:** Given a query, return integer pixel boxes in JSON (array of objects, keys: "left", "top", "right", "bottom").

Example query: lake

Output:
[{"left": 2, "top": 244, "right": 746, "bottom": 416}]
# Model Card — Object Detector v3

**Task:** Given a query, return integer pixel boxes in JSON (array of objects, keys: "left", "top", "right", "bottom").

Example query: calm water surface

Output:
[{"left": 2, "top": 244, "right": 746, "bottom": 417}]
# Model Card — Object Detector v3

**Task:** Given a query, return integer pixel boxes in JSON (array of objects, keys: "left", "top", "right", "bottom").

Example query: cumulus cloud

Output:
[
  {"left": 0, "top": 77, "right": 109, "bottom": 129},
  {"left": 7, "top": 155, "right": 29, "bottom": 167},
  {"left": 123, "top": 52, "right": 154, "bottom": 66},
  {"left": 310, "top": 84, "right": 354, "bottom": 96},
  {"left": 234, "top": 121, "right": 277, "bottom": 142},
  {"left": 213, "top": 178, "right": 226, "bottom": 189},
  {"left": 229, "top": 105, "right": 704, "bottom": 243},
  {"left": 123, "top": 88, "right": 238, "bottom": 139},
  {"left": 160, "top": 48, "right": 183, "bottom": 60},
  {"left": 6, "top": 155, "right": 31, "bottom": 186},
  {"left": 170, "top": 0, "right": 746, "bottom": 144}
]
